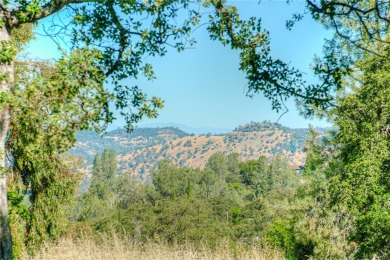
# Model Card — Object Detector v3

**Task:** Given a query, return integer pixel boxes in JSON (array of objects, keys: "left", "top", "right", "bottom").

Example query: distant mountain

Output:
[
  {"left": 70, "top": 122, "right": 327, "bottom": 180},
  {"left": 138, "top": 122, "right": 232, "bottom": 135}
]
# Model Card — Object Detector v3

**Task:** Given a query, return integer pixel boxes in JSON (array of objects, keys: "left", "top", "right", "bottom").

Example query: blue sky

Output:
[{"left": 26, "top": 0, "right": 331, "bottom": 130}]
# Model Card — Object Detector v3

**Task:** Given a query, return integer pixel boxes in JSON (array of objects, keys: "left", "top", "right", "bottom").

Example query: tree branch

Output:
[
  {"left": 9, "top": 0, "right": 106, "bottom": 27},
  {"left": 104, "top": 1, "right": 128, "bottom": 77}
]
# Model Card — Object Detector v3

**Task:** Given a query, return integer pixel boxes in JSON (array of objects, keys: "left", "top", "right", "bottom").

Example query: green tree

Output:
[
  {"left": 153, "top": 197, "right": 225, "bottom": 246},
  {"left": 325, "top": 49, "right": 390, "bottom": 257},
  {"left": 152, "top": 160, "right": 201, "bottom": 199},
  {"left": 2, "top": 44, "right": 114, "bottom": 258},
  {"left": 92, "top": 154, "right": 102, "bottom": 179},
  {"left": 206, "top": 152, "right": 229, "bottom": 180},
  {"left": 239, "top": 159, "right": 260, "bottom": 186},
  {"left": 89, "top": 149, "right": 117, "bottom": 200},
  {"left": 7, "top": 52, "right": 111, "bottom": 255},
  {"left": 71, "top": 149, "right": 136, "bottom": 233},
  {"left": 239, "top": 156, "right": 270, "bottom": 199},
  {"left": 199, "top": 168, "right": 219, "bottom": 199},
  {"left": 292, "top": 1, "right": 390, "bottom": 257},
  {"left": 226, "top": 152, "right": 241, "bottom": 183},
  {"left": 100, "top": 149, "right": 116, "bottom": 180},
  {"left": 268, "top": 155, "right": 298, "bottom": 191}
]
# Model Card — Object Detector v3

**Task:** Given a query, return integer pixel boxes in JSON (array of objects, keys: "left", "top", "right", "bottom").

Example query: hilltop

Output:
[
  {"left": 70, "top": 121, "right": 326, "bottom": 180},
  {"left": 71, "top": 126, "right": 190, "bottom": 164}
]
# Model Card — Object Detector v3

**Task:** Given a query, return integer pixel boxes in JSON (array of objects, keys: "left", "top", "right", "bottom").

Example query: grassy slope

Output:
[{"left": 72, "top": 122, "right": 319, "bottom": 179}]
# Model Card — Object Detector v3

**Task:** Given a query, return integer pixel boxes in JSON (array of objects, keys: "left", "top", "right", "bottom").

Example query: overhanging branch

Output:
[{"left": 8, "top": 0, "right": 106, "bottom": 27}]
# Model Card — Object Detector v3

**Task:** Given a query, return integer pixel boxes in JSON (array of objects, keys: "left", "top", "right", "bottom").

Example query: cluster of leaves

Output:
[
  {"left": 206, "top": 0, "right": 337, "bottom": 117},
  {"left": 66, "top": 0, "right": 205, "bottom": 130}
]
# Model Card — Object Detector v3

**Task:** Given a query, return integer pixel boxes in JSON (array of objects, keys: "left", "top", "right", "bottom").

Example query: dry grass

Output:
[
  {"left": 116, "top": 128, "right": 306, "bottom": 175},
  {"left": 25, "top": 234, "right": 284, "bottom": 260}
]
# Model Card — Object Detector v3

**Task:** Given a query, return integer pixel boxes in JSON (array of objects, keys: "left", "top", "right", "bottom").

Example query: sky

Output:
[{"left": 26, "top": 0, "right": 332, "bottom": 131}]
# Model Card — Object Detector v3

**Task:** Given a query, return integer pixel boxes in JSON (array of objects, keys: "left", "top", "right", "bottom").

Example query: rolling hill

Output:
[{"left": 70, "top": 121, "right": 325, "bottom": 180}]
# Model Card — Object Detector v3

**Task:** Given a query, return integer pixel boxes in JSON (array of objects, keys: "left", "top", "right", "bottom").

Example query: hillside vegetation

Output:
[
  {"left": 71, "top": 122, "right": 323, "bottom": 179},
  {"left": 61, "top": 147, "right": 355, "bottom": 260}
]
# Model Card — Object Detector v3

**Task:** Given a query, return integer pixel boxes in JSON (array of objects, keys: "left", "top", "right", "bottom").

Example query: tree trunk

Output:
[{"left": 0, "top": 22, "right": 13, "bottom": 260}]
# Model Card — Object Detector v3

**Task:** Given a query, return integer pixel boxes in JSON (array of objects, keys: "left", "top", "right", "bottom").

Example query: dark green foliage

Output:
[
  {"left": 324, "top": 49, "right": 390, "bottom": 257},
  {"left": 266, "top": 219, "right": 296, "bottom": 258},
  {"left": 226, "top": 153, "right": 241, "bottom": 183},
  {"left": 100, "top": 149, "right": 117, "bottom": 180},
  {"left": 7, "top": 51, "right": 111, "bottom": 254},
  {"left": 71, "top": 150, "right": 134, "bottom": 225},
  {"left": 152, "top": 198, "right": 226, "bottom": 245},
  {"left": 7, "top": 181, "right": 28, "bottom": 259},
  {"left": 183, "top": 140, "right": 192, "bottom": 147},
  {"left": 71, "top": 152, "right": 308, "bottom": 255},
  {"left": 152, "top": 161, "right": 200, "bottom": 199},
  {"left": 239, "top": 155, "right": 298, "bottom": 200}
]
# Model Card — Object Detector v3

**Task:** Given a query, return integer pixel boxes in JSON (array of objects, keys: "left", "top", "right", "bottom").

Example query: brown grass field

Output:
[{"left": 25, "top": 235, "right": 284, "bottom": 260}]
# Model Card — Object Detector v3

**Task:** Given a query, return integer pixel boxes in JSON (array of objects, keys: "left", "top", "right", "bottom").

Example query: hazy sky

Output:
[{"left": 26, "top": 0, "right": 331, "bottom": 130}]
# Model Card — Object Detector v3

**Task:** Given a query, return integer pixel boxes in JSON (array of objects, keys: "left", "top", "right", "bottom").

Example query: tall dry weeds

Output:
[{"left": 24, "top": 233, "right": 284, "bottom": 260}]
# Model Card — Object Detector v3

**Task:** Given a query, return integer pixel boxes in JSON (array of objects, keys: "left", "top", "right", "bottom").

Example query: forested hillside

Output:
[
  {"left": 70, "top": 150, "right": 317, "bottom": 259},
  {"left": 71, "top": 122, "right": 326, "bottom": 179},
  {"left": 4, "top": 0, "right": 390, "bottom": 259}
]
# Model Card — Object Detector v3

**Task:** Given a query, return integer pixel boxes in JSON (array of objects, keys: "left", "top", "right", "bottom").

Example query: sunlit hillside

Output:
[{"left": 71, "top": 122, "right": 326, "bottom": 179}]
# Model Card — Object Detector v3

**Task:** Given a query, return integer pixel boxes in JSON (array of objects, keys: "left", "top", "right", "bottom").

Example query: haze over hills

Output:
[{"left": 71, "top": 121, "right": 327, "bottom": 180}]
